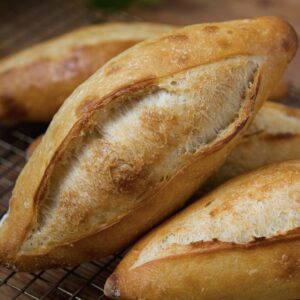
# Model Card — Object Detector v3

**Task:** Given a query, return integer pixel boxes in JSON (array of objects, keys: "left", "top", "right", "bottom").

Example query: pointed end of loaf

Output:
[
  {"left": 259, "top": 16, "right": 298, "bottom": 63},
  {"left": 104, "top": 274, "right": 121, "bottom": 299},
  {"left": 104, "top": 273, "right": 121, "bottom": 299}
]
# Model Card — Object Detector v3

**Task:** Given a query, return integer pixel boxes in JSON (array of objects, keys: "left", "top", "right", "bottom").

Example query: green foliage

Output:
[{"left": 91, "top": 0, "right": 158, "bottom": 11}]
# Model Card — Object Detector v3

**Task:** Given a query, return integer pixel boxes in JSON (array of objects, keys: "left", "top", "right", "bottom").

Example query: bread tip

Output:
[
  {"left": 261, "top": 16, "right": 298, "bottom": 61},
  {"left": 104, "top": 274, "right": 121, "bottom": 299}
]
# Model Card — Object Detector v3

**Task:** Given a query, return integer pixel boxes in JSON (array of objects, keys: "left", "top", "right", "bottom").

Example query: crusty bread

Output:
[
  {"left": 206, "top": 101, "right": 300, "bottom": 189},
  {"left": 26, "top": 135, "right": 43, "bottom": 159},
  {"left": 0, "top": 22, "right": 175, "bottom": 122},
  {"left": 0, "top": 17, "right": 297, "bottom": 271},
  {"left": 105, "top": 160, "right": 300, "bottom": 300},
  {"left": 26, "top": 102, "right": 300, "bottom": 183},
  {"left": 268, "top": 79, "right": 289, "bottom": 101}
]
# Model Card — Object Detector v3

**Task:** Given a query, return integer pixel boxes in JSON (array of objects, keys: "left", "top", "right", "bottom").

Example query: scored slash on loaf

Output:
[
  {"left": 26, "top": 101, "right": 300, "bottom": 190},
  {"left": 105, "top": 160, "right": 300, "bottom": 300}
]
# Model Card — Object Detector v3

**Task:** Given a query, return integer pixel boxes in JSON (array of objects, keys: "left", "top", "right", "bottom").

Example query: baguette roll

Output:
[
  {"left": 206, "top": 101, "right": 300, "bottom": 188},
  {"left": 268, "top": 79, "right": 288, "bottom": 101},
  {"left": 105, "top": 160, "right": 300, "bottom": 300},
  {"left": 0, "top": 17, "right": 297, "bottom": 271},
  {"left": 0, "top": 23, "right": 175, "bottom": 122}
]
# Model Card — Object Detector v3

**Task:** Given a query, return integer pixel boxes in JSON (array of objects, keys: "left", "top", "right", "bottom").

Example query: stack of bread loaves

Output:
[{"left": 0, "top": 17, "right": 299, "bottom": 299}]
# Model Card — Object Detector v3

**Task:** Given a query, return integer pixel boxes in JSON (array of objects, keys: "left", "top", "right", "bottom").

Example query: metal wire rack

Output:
[{"left": 0, "top": 1, "right": 300, "bottom": 299}]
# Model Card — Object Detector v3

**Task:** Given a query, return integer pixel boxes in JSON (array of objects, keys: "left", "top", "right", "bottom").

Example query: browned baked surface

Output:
[
  {"left": 0, "top": 16, "right": 297, "bottom": 271},
  {"left": 105, "top": 160, "right": 300, "bottom": 300},
  {"left": 206, "top": 101, "right": 300, "bottom": 188},
  {"left": 0, "top": 23, "right": 176, "bottom": 122},
  {"left": 269, "top": 79, "right": 289, "bottom": 100}
]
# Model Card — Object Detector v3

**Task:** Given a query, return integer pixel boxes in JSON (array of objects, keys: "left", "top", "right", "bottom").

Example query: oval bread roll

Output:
[
  {"left": 0, "top": 17, "right": 297, "bottom": 271},
  {"left": 105, "top": 160, "right": 300, "bottom": 300},
  {"left": 269, "top": 79, "right": 288, "bottom": 101},
  {"left": 0, "top": 22, "right": 176, "bottom": 122},
  {"left": 206, "top": 101, "right": 300, "bottom": 188}
]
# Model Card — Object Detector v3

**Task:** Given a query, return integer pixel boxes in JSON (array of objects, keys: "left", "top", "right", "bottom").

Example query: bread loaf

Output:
[
  {"left": 206, "top": 101, "right": 300, "bottom": 188},
  {"left": 0, "top": 17, "right": 297, "bottom": 271},
  {"left": 105, "top": 160, "right": 300, "bottom": 300},
  {"left": 269, "top": 79, "right": 288, "bottom": 101},
  {"left": 0, "top": 23, "right": 175, "bottom": 122}
]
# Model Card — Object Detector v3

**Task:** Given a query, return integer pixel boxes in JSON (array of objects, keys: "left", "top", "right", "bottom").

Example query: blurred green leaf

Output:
[{"left": 91, "top": 0, "right": 158, "bottom": 11}]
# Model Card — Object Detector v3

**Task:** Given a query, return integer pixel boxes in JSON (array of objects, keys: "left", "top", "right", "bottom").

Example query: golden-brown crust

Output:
[
  {"left": 0, "top": 23, "right": 176, "bottom": 122},
  {"left": 105, "top": 161, "right": 300, "bottom": 300},
  {"left": 0, "top": 41, "right": 138, "bottom": 120},
  {"left": 269, "top": 79, "right": 289, "bottom": 101},
  {"left": 0, "top": 17, "right": 297, "bottom": 271},
  {"left": 205, "top": 101, "right": 300, "bottom": 189},
  {"left": 106, "top": 238, "right": 300, "bottom": 300}
]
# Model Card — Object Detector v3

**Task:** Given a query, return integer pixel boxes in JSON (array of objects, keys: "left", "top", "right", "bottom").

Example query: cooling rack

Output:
[{"left": 0, "top": 0, "right": 300, "bottom": 299}]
